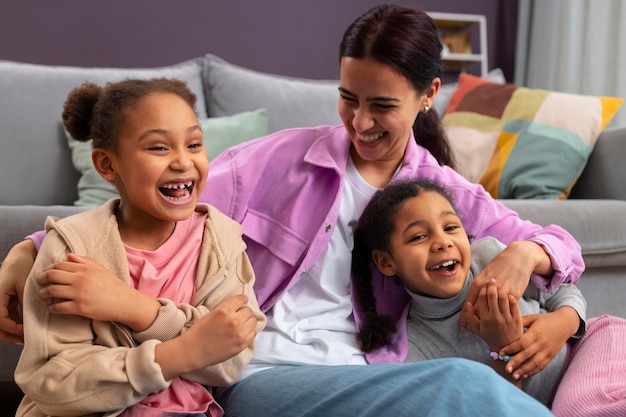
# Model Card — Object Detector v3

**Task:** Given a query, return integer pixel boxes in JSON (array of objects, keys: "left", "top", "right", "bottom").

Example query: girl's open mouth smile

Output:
[{"left": 159, "top": 181, "right": 194, "bottom": 201}]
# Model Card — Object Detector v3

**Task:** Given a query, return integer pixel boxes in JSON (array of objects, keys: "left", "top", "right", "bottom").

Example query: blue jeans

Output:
[{"left": 219, "top": 358, "right": 553, "bottom": 417}]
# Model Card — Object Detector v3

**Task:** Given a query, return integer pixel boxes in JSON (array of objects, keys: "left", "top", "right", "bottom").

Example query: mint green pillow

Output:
[
  {"left": 201, "top": 108, "right": 269, "bottom": 160},
  {"left": 65, "top": 135, "right": 119, "bottom": 206},
  {"left": 66, "top": 108, "right": 269, "bottom": 206}
]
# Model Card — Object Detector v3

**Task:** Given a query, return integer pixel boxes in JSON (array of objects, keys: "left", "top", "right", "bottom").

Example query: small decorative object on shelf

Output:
[{"left": 428, "top": 12, "right": 488, "bottom": 77}]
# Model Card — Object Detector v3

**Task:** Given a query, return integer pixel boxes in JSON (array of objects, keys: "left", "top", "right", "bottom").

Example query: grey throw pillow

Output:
[
  {"left": 202, "top": 54, "right": 341, "bottom": 132},
  {"left": 0, "top": 58, "right": 206, "bottom": 205}
]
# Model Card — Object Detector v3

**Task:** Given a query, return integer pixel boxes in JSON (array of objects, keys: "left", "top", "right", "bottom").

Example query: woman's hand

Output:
[
  {"left": 460, "top": 240, "right": 553, "bottom": 333},
  {"left": 0, "top": 239, "right": 37, "bottom": 344},
  {"left": 37, "top": 253, "right": 160, "bottom": 331},
  {"left": 499, "top": 307, "right": 580, "bottom": 380},
  {"left": 0, "top": 290, "right": 24, "bottom": 344}
]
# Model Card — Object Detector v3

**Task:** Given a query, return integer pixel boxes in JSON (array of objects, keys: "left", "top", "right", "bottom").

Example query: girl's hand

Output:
[
  {"left": 499, "top": 307, "right": 580, "bottom": 380},
  {"left": 474, "top": 281, "right": 524, "bottom": 387},
  {"left": 37, "top": 253, "right": 159, "bottom": 331},
  {"left": 475, "top": 281, "right": 524, "bottom": 350},
  {"left": 157, "top": 294, "right": 258, "bottom": 379},
  {"left": 460, "top": 241, "right": 552, "bottom": 333}
]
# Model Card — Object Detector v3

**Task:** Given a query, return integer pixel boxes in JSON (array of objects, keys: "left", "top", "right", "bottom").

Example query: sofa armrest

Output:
[
  {"left": 570, "top": 127, "right": 626, "bottom": 200},
  {"left": 501, "top": 199, "right": 626, "bottom": 269},
  {"left": 0, "top": 205, "right": 88, "bottom": 262}
]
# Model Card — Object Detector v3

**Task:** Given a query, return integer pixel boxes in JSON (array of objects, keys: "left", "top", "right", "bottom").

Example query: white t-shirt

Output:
[{"left": 241, "top": 156, "right": 377, "bottom": 379}]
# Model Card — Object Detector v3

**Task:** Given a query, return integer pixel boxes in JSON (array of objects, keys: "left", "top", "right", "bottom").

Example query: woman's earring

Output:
[
  {"left": 424, "top": 105, "right": 430, "bottom": 113},
  {"left": 108, "top": 175, "right": 113, "bottom": 183}
]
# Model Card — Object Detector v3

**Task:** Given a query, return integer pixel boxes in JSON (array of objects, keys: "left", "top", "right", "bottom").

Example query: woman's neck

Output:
[{"left": 350, "top": 148, "right": 402, "bottom": 188}]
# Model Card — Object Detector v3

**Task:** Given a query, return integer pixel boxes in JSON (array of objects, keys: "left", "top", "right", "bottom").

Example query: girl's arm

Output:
[
  {"left": 17, "top": 229, "right": 262, "bottom": 415},
  {"left": 160, "top": 249, "right": 266, "bottom": 386},
  {"left": 37, "top": 253, "right": 160, "bottom": 331},
  {"left": 155, "top": 294, "right": 258, "bottom": 381},
  {"left": 37, "top": 242, "right": 265, "bottom": 387},
  {"left": 15, "top": 234, "right": 168, "bottom": 415}
]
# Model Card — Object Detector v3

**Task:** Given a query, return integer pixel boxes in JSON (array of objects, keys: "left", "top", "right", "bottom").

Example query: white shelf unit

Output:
[{"left": 428, "top": 12, "right": 488, "bottom": 77}]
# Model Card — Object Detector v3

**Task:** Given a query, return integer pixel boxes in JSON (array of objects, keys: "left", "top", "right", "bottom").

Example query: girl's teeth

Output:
[
  {"left": 431, "top": 260, "right": 455, "bottom": 270},
  {"left": 162, "top": 181, "right": 192, "bottom": 189},
  {"left": 159, "top": 181, "right": 193, "bottom": 200}
]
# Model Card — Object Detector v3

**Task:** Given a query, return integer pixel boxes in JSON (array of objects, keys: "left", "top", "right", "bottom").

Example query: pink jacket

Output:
[{"left": 202, "top": 124, "right": 584, "bottom": 364}]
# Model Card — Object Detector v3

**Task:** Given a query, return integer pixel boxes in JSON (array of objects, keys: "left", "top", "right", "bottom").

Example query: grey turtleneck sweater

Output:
[{"left": 405, "top": 237, "right": 586, "bottom": 406}]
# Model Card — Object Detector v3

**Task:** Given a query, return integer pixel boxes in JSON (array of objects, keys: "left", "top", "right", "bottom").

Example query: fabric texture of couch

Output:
[{"left": 1, "top": 53, "right": 626, "bottom": 411}]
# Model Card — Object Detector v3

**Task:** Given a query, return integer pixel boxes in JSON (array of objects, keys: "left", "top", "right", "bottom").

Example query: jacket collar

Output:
[
  {"left": 304, "top": 125, "right": 351, "bottom": 175},
  {"left": 303, "top": 124, "right": 422, "bottom": 178}
]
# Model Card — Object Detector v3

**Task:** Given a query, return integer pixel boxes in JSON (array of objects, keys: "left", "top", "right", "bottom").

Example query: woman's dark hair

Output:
[
  {"left": 62, "top": 77, "right": 197, "bottom": 152},
  {"left": 340, "top": 4, "right": 455, "bottom": 169},
  {"left": 352, "top": 178, "right": 457, "bottom": 353}
]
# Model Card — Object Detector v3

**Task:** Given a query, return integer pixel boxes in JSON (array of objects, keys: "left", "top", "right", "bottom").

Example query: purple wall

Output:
[{"left": 0, "top": 0, "right": 517, "bottom": 81}]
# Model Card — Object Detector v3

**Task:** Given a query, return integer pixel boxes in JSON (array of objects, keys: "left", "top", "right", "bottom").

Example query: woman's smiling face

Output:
[{"left": 338, "top": 57, "right": 423, "bottom": 168}]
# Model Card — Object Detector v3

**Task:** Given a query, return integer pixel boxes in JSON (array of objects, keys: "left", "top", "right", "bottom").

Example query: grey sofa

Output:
[{"left": 1, "top": 54, "right": 626, "bottom": 412}]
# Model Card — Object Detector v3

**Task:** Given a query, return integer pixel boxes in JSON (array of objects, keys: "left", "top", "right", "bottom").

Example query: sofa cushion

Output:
[
  {"left": 570, "top": 127, "right": 626, "bottom": 200},
  {"left": 202, "top": 54, "right": 341, "bottom": 132},
  {"left": 201, "top": 108, "right": 269, "bottom": 161},
  {"left": 433, "top": 68, "right": 505, "bottom": 116},
  {"left": 65, "top": 133, "right": 119, "bottom": 207},
  {"left": 443, "top": 73, "right": 623, "bottom": 199},
  {"left": 502, "top": 199, "right": 626, "bottom": 269},
  {"left": 66, "top": 109, "right": 270, "bottom": 206},
  {"left": 0, "top": 58, "right": 206, "bottom": 206}
]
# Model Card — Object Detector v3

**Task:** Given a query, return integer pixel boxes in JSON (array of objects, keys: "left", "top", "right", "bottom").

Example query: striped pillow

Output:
[{"left": 443, "top": 73, "right": 623, "bottom": 199}]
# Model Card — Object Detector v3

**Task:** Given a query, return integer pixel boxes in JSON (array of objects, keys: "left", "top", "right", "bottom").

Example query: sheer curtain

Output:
[{"left": 515, "top": 0, "right": 626, "bottom": 128}]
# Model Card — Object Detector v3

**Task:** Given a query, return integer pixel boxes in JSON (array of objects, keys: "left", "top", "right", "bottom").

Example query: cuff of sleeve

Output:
[
  {"left": 529, "top": 233, "right": 581, "bottom": 292},
  {"left": 27, "top": 230, "right": 47, "bottom": 252},
  {"left": 133, "top": 298, "right": 186, "bottom": 343},
  {"left": 125, "top": 339, "right": 170, "bottom": 395}
]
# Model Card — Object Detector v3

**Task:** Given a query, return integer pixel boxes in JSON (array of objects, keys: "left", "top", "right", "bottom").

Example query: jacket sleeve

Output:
[
  {"left": 131, "top": 216, "right": 267, "bottom": 387},
  {"left": 186, "top": 249, "right": 266, "bottom": 386},
  {"left": 14, "top": 229, "right": 169, "bottom": 416}
]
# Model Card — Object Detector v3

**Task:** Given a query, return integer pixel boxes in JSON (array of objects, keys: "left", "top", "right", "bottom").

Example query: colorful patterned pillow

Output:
[{"left": 443, "top": 73, "right": 623, "bottom": 199}]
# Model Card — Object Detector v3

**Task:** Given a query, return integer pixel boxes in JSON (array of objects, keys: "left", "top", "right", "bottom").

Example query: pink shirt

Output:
[{"left": 121, "top": 211, "right": 220, "bottom": 417}]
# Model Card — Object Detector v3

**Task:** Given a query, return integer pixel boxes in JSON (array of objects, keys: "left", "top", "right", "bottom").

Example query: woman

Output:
[{"left": 1, "top": 4, "right": 581, "bottom": 416}]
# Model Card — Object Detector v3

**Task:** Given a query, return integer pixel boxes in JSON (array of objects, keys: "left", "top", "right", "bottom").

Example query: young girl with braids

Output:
[
  {"left": 352, "top": 178, "right": 626, "bottom": 416},
  {"left": 14, "top": 78, "right": 265, "bottom": 417}
]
